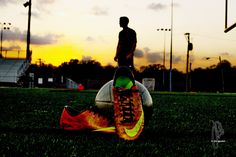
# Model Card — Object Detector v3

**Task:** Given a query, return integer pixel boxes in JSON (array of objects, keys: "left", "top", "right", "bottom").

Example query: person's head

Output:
[{"left": 119, "top": 16, "right": 129, "bottom": 28}]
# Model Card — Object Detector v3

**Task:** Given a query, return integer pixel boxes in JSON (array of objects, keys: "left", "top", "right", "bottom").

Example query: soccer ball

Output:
[{"left": 95, "top": 80, "right": 153, "bottom": 125}]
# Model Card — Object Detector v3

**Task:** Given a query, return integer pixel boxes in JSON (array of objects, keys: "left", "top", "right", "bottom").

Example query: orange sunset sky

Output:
[{"left": 1, "top": 0, "right": 236, "bottom": 72}]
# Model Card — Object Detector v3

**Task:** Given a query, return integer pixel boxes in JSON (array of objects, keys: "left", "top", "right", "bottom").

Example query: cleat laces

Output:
[{"left": 116, "top": 88, "right": 135, "bottom": 123}]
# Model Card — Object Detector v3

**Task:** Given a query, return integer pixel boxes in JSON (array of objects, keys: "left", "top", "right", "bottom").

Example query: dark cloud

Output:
[
  {"left": 134, "top": 49, "right": 144, "bottom": 58},
  {"left": 31, "top": 34, "right": 62, "bottom": 45},
  {"left": 4, "top": 28, "right": 62, "bottom": 45},
  {"left": 91, "top": 6, "right": 108, "bottom": 16},
  {"left": 4, "top": 28, "right": 25, "bottom": 42},
  {"left": 135, "top": 47, "right": 162, "bottom": 63},
  {"left": 146, "top": 52, "right": 162, "bottom": 63},
  {"left": 147, "top": 3, "right": 167, "bottom": 11},
  {"left": 137, "top": 47, "right": 182, "bottom": 64},
  {"left": 165, "top": 53, "right": 182, "bottom": 64}
]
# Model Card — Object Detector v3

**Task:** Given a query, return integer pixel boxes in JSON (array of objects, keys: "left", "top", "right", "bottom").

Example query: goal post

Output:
[{"left": 224, "top": 0, "right": 236, "bottom": 33}]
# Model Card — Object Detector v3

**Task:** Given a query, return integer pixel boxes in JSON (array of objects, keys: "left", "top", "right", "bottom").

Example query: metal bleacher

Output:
[{"left": 0, "top": 58, "right": 30, "bottom": 84}]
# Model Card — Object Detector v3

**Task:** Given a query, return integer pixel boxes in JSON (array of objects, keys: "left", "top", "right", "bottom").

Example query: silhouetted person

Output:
[{"left": 114, "top": 16, "right": 137, "bottom": 69}]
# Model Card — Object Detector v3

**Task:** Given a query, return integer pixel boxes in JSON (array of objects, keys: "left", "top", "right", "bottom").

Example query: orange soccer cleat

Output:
[
  {"left": 60, "top": 106, "right": 115, "bottom": 133},
  {"left": 113, "top": 67, "right": 144, "bottom": 140}
]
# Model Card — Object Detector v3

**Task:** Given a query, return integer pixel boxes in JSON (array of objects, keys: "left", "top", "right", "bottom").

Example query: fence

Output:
[{"left": 0, "top": 50, "right": 27, "bottom": 59}]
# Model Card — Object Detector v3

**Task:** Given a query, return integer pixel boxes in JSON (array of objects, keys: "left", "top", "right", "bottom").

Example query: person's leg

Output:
[{"left": 118, "top": 58, "right": 134, "bottom": 71}]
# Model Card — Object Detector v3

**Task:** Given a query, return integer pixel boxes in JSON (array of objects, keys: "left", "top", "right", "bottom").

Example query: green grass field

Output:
[{"left": 0, "top": 88, "right": 236, "bottom": 156}]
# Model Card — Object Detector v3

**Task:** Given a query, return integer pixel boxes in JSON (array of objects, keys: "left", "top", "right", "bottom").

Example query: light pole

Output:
[
  {"left": 205, "top": 56, "right": 224, "bottom": 93},
  {"left": 24, "top": 0, "right": 32, "bottom": 61},
  {"left": 184, "top": 33, "right": 193, "bottom": 92},
  {"left": 157, "top": 28, "right": 171, "bottom": 90},
  {"left": 0, "top": 22, "right": 11, "bottom": 58},
  {"left": 169, "top": 0, "right": 174, "bottom": 92}
]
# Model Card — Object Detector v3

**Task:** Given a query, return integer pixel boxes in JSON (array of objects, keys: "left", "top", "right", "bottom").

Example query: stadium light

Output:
[
  {"left": 23, "top": 0, "right": 32, "bottom": 61},
  {"left": 184, "top": 33, "right": 193, "bottom": 92},
  {"left": 157, "top": 28, "right": 171, "bottom": 89},
  {"left": 0, "top": 22, "right": 11, "bottom": 58},
  {"left": 24, "top": 1, "right": 30, "bottom": 7}
]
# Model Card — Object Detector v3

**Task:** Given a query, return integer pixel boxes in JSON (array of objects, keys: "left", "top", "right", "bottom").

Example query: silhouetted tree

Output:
[
  {"left": 24, "top": 58, "right": 236, "bottom": 92},
  {"left": 191, "top": 59, "right": 236, "bottom": 92}
]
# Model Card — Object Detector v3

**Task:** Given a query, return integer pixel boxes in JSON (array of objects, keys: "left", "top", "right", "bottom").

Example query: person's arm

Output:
[
  {"left": 126, "top": 30, "right": 136, "bottom": 59},
  {"left": 126, "top": 43, "right": 136, "bottom": 59}
]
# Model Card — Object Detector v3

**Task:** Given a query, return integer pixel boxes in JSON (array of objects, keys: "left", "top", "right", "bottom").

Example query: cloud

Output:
[
  {"left": 85, "top": 36, "right": 108, "bottom": 43},
  {"left": 147, "top": 2, "right": 180, "bottom": 11},
  {"left": 1, "top": 45, "right": 21, "bottom": 51},
  {"left": 34, "top": 0, "right": 56, "bottom": 11},
  {"left": 4, "top": 28, "right": 62, "bottom": 45},
  {"left": 173, "top": 55, "right": 182, "bottom": 64},
  {"left": 21, "top": 0, "right": 57, "bottom": 17},
  {"left": 86, "top": 36, "right": 95, "bottom": 42},
  {"left": 31, "top": 12, "right": 41, "bottom": 18},
  {"left": 36, "top": 0, "right": 55, "bottom": 5},
  {"left": 173, "top": 3, "right": 180, "bottom": 8},
  {"left": 18, "top": 0, "right": 57, "bottom": 19},
  {"left": 0, "top": 0, "right": 15, "bottom": 7},
  {"left": 91, "top": 6, "right": 108, "bottom": 16},
  {"left": 146, "top": 52, "right": 162, "bottom": 63},
  {"left": 220, "top": 52, "right": 229, "bottom": 56},
  {"left": 134, "top": 49, "right": 144, "bottom": 58},
  {"left": 31, "top": 34, "right": 62, "bottom": 45},
  {"left": 4, "top": 28, "right": 25, "bottom": 41},
  {"left": 147, "top": 3, "right": 167, "bottom": 11},
  {"left": 143, "top": 47, "right": 151, "bottom": 53},
  {"left": 6, "top": 45, "right": 21, "bottom": 50},
  {"left": 20, "top": 11, "right": 41, "bottom": 19},
  {"left": 137, "top": 47, "right": 182, "bottom": 64},
  {"left": 82, "top": 56, "right": 92, "bottom": 61},
  {"left": 135, "top": 47, "right": 162, "bottom": 63},
  {"left": 164, "top": 52, "right": 182, "bottom": 64}
]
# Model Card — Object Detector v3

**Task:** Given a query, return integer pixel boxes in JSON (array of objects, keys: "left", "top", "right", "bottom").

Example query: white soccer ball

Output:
[{"left": 95, "top": 80, "right": 153, "bottom": 124}]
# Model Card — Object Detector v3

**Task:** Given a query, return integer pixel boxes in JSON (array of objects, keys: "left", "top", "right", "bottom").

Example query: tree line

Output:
[{"left": 26, "top": 59, "right": 236, "bottom": 92}]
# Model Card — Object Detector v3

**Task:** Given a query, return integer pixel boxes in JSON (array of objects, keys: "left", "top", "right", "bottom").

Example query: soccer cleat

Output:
[
  {"left": 113, "top": 67, "right": 144, "bottom": 140},
  {"left": 113, "top": 86, "right": 144, "bottom": 140},
  {"left": 60, "top": 106, "right": 115, "bottom": 133}
]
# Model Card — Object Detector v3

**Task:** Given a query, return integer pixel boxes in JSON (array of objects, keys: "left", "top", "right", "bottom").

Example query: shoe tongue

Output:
[{"left": 115, "top": 76, "right": 133, "bottom": 89}]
